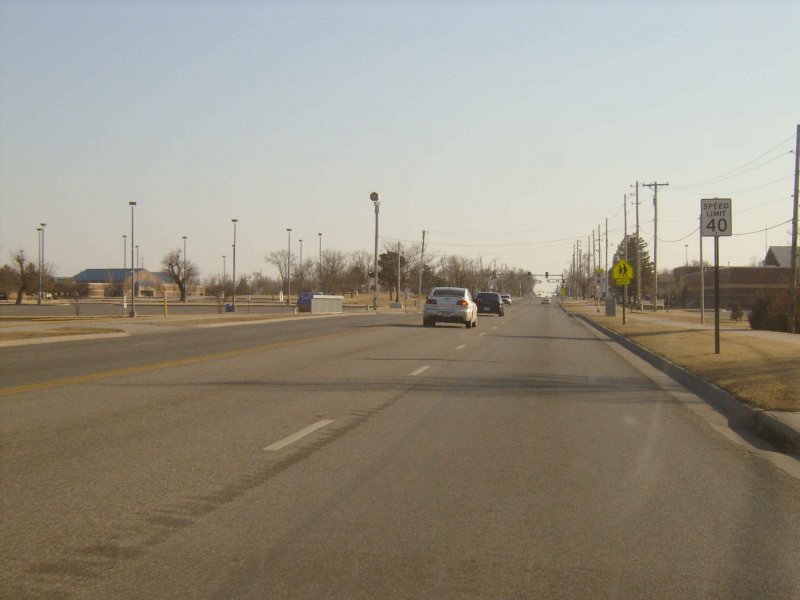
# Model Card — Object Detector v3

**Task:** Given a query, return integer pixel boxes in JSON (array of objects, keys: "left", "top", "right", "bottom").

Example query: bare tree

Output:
[
  {"left": 162, "top": 249, "right": 199, "bottom": 302},
  {"left": 9, "top": 251, "right": 31, "bottom": 305},
  {"left": 265, "top": 250, "right": 291, "bottom": 295},
  {"left": 343, "top": 250, "right": 372, "bottom": 294},
  {"left": 320, "top": 250, "right": 347, "bottom": 293}
]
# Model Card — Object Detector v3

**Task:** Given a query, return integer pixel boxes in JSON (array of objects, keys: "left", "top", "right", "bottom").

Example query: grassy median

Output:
[{"left": 565, "top": 302, "right": 800, "bottom": 412}]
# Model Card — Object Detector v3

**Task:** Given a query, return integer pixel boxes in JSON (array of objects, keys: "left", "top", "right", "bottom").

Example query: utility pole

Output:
[
  {"left": 623, "top": 195, "right": 628, "bottom": 323},
  {"left": 417, "top": 230, "right": 426, "bottom": 312},
  {"left": 604, "top": 219, "right": 608, "bottom": 300},
  {"left": 577, "top": 240, "right": 581, "bottom": 298},
  {"left": 632, "top": 182, "right": 641, "bottom": 306},
  {"left": 643, "top": 181, "right": 669, "bottom": 311},
  {"left": 789, "top": 123, "right": 799, "bottom": 333}
]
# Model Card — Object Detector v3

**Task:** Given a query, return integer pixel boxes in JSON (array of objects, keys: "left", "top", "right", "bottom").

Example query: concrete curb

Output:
[{"left": 574, "top": 314, "right": 800, "bottom": 457}]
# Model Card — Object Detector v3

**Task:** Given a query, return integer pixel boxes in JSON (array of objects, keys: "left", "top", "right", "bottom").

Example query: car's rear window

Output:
[
  {"left": 432, "top": 288, "right": 465, "bottom": 297},
  {"left": 476, "top": 293, "right": 499, "bottom": 300}
]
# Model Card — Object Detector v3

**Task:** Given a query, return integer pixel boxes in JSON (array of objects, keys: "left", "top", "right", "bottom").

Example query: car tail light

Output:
[
  {"left": 456, "top": 299, "right": 468, "bottom": 306},
  {"left": 425, "top": 298, "right": 437, "bottom": 304}
]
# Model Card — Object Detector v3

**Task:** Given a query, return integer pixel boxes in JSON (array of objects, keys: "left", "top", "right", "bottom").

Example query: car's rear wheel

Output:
[
  {"left": 423, "top": 318, "right": 435, "bottom": 327},
  {"left": 465, "top": 319, "right": 472, "bottom": 329}
]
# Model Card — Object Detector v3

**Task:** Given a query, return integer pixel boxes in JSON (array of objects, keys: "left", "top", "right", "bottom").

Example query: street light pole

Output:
[
  {"left": 286, "top": 228, "right": 292, "bottom": 303},
  {"left": 222, "top": 255, "right": 226, "bottom": 301},
  {"left": 129, "top": 202, "right": 137, "bottom": 317},
  {"left": 370, "top": 192, "right": 380, "bottom": 311},
  {"left": 231, "top": 219, "right": 238, "bottom": 312},
  {"left": 123, "top": 234, "right": 127, "bottom": 299},
  {"left": 182, "top": 235, "right": 188, "bottom": 302},
  {"left": 37, "top": 227, "right": 42, "bottom": 304},
  {"left": 318, "top": 232, "right": 322, "bottom": 291},
  {"left": 685, "top": 244, "right": 689, "bottom": 267},
  {"left": 299, "top": 238, "right": 303, "bottom": 291}
]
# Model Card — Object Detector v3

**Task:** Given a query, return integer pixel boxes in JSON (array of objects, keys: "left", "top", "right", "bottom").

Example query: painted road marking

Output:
[
  {"left": 264, "top": 420, "right": 334, "bottom": 451},
  {"left": 479, "top": 333, "right": 486, "bottom": 337},
  {"left": 409, "top": 366, "right": 429, "bottom": 376},
  {"left": 456, "top": 344, "right": 466, "bottom": 350}
]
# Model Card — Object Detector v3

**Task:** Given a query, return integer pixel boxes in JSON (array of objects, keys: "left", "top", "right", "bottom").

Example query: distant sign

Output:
[
  {"left": 613, "top": 259, "right": 634, "bottom": 285},
  {"left": 701, "top": 198, "right": 732, "bottom": 237}
]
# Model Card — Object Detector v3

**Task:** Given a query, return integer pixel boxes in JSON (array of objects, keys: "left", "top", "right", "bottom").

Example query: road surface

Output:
[{"left": 2, "top": 301, "right": 799, "bottom": 598}]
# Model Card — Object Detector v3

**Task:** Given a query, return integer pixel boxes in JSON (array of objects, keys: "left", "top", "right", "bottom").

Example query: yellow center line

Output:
[{"left": 0, "top": 329, "right": 360, "bottom": 397}]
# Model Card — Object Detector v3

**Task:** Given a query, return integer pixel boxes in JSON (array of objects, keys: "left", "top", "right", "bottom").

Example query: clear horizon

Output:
[{"left": 2, "top": 1, "right": 798, "bottom": 286}]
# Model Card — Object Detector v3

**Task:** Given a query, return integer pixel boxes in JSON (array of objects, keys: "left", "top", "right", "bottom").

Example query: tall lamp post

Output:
[
  {"left": 231, "top": 219, "right": 238, "bottom": 311},
  {"left": 36, "top": 227, "right": 42, "bottom": 304},
  {"left": 318, "top": 232, "right": 322, "bottom": 291},
  {"left": 685, "top": 244, "right": 689, "bottom": 267},
  {"left": 222, "top": 255, "right": 226, "bottom": 300},
  {"left": 370, "top": 192, "right": 380, "bottom": 311},
  {"left": 286, "top": 228, "right": 292, "bottom": 303},
  {"left": 123, "top": 234, "right": 127, "bottom": 299},
  {"left": 299, "top": 238, "right": 303, "bottom": 291},
  {"left": 129, "top": 202, "right": 137, "bottom": 317},
  {"left": 182, "top": 235, "right": 188, "bottom": 302},
  {"left": 40, "top": 223, "right": 46, "bottom": 303}
]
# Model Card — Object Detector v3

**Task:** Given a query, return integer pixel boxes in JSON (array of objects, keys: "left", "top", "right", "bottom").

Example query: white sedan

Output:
[{"left": 423, "top": 287, "right": 478, "bottom": 328}]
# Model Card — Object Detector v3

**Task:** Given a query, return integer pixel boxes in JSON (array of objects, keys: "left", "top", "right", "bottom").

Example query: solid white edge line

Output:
[
  {"left": 456, "top": 344, "right": 466, "bottom": 350},
  {"left": 264, "top": 419, "right": 334, "bottom": 451},
  {"left": 409, "top": 366, "right": 429, "bottom": 376}
]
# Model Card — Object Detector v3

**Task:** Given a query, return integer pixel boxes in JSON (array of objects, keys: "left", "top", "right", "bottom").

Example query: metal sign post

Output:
[
  {"left": 613, "top": 259, "right": 634, "bottom": 325},
  {"left": 701, "top": 198, "right": 732, "bottom": 354}
]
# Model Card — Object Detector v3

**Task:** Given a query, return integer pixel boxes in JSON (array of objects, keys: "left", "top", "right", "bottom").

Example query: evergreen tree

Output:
[{"left": 610, "top": 234, "right": 654, "bottom": 298}]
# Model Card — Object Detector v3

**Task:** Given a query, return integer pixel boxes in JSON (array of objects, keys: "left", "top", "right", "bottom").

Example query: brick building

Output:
[{"left": 679, "top": 246, "right": 796, "bottom": 310}]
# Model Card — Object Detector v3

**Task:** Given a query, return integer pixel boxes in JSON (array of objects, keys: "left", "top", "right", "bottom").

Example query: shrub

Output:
[{"left": 748, "top": 290, "right": 800, "bottom": 332}]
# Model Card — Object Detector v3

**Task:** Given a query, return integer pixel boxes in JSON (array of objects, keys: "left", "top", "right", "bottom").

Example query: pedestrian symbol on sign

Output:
[{"left": 613, "top": 259, "right": 634, "bottom": 285}]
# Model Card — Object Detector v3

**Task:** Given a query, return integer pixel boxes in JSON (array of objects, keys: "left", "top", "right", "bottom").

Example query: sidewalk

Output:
[{"left": 564, "top": 302, "right": 800, "bottom": 456}]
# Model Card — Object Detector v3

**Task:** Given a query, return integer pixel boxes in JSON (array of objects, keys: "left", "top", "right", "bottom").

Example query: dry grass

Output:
[{"left": 565, "top": 302, "right": 800, "bottom": 412}]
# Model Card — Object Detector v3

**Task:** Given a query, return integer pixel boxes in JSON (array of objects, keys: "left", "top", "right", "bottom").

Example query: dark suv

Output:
[{"left": 475, "top": 292, "right": 504, "bottom": 317}]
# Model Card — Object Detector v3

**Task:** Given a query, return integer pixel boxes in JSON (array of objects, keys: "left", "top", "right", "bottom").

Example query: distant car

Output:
[
  {"left": 475, "top": 292, "right": 504, "bottom": 317},
  {"left": 423, "top": 287, "right": 478, "bottom": 328},
  {"left": 500, "top": 294, "right": 512, "bottom": 305},
  {"left": 0, "top": 292, "right": 7, "bottom": 300},
  {"left": 541, "top": 297, "right": 551, "bottom": 305}
]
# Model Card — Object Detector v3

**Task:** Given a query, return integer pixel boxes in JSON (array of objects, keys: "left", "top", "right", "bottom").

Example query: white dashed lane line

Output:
[
  {"left": 409, "top": 366, "right": 430, "bottom": 376},
  {"left": 264, "top": 420, "right": 334, "bottom": 451}
]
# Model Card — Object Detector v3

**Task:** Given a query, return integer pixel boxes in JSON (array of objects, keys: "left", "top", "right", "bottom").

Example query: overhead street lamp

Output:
[
  {"left": 231, "top": 219, "right": 238, "bottom": 311},
  {"left": 370, "top": 192, "right": 380, "bottom": 311},
  {"left": 129, "top": 202, "right": 137, "bottom": 317}
]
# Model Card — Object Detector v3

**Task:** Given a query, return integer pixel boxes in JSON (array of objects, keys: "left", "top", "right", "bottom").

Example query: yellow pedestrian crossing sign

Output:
[{"left": 613, "top": 259, "right": 634, "bottom": 285}]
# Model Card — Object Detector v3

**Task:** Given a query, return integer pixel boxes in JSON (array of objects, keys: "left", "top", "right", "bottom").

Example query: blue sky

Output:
[{"left": 1, "top": 1, "right": 798, "bottom": 287}]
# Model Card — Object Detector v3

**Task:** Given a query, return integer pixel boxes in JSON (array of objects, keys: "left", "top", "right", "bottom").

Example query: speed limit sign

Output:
[{"left": 701, "top": 198, "right": 732, "bottom": 237}]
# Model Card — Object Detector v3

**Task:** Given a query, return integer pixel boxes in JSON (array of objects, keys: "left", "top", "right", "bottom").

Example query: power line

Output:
[{"left": 672, "top": 134, "right": 794, "bottom": 190}]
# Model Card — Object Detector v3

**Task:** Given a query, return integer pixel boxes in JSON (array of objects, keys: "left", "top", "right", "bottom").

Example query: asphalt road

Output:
[{"left": 2, "top": 301, "right": 799, "bottom": 598}]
